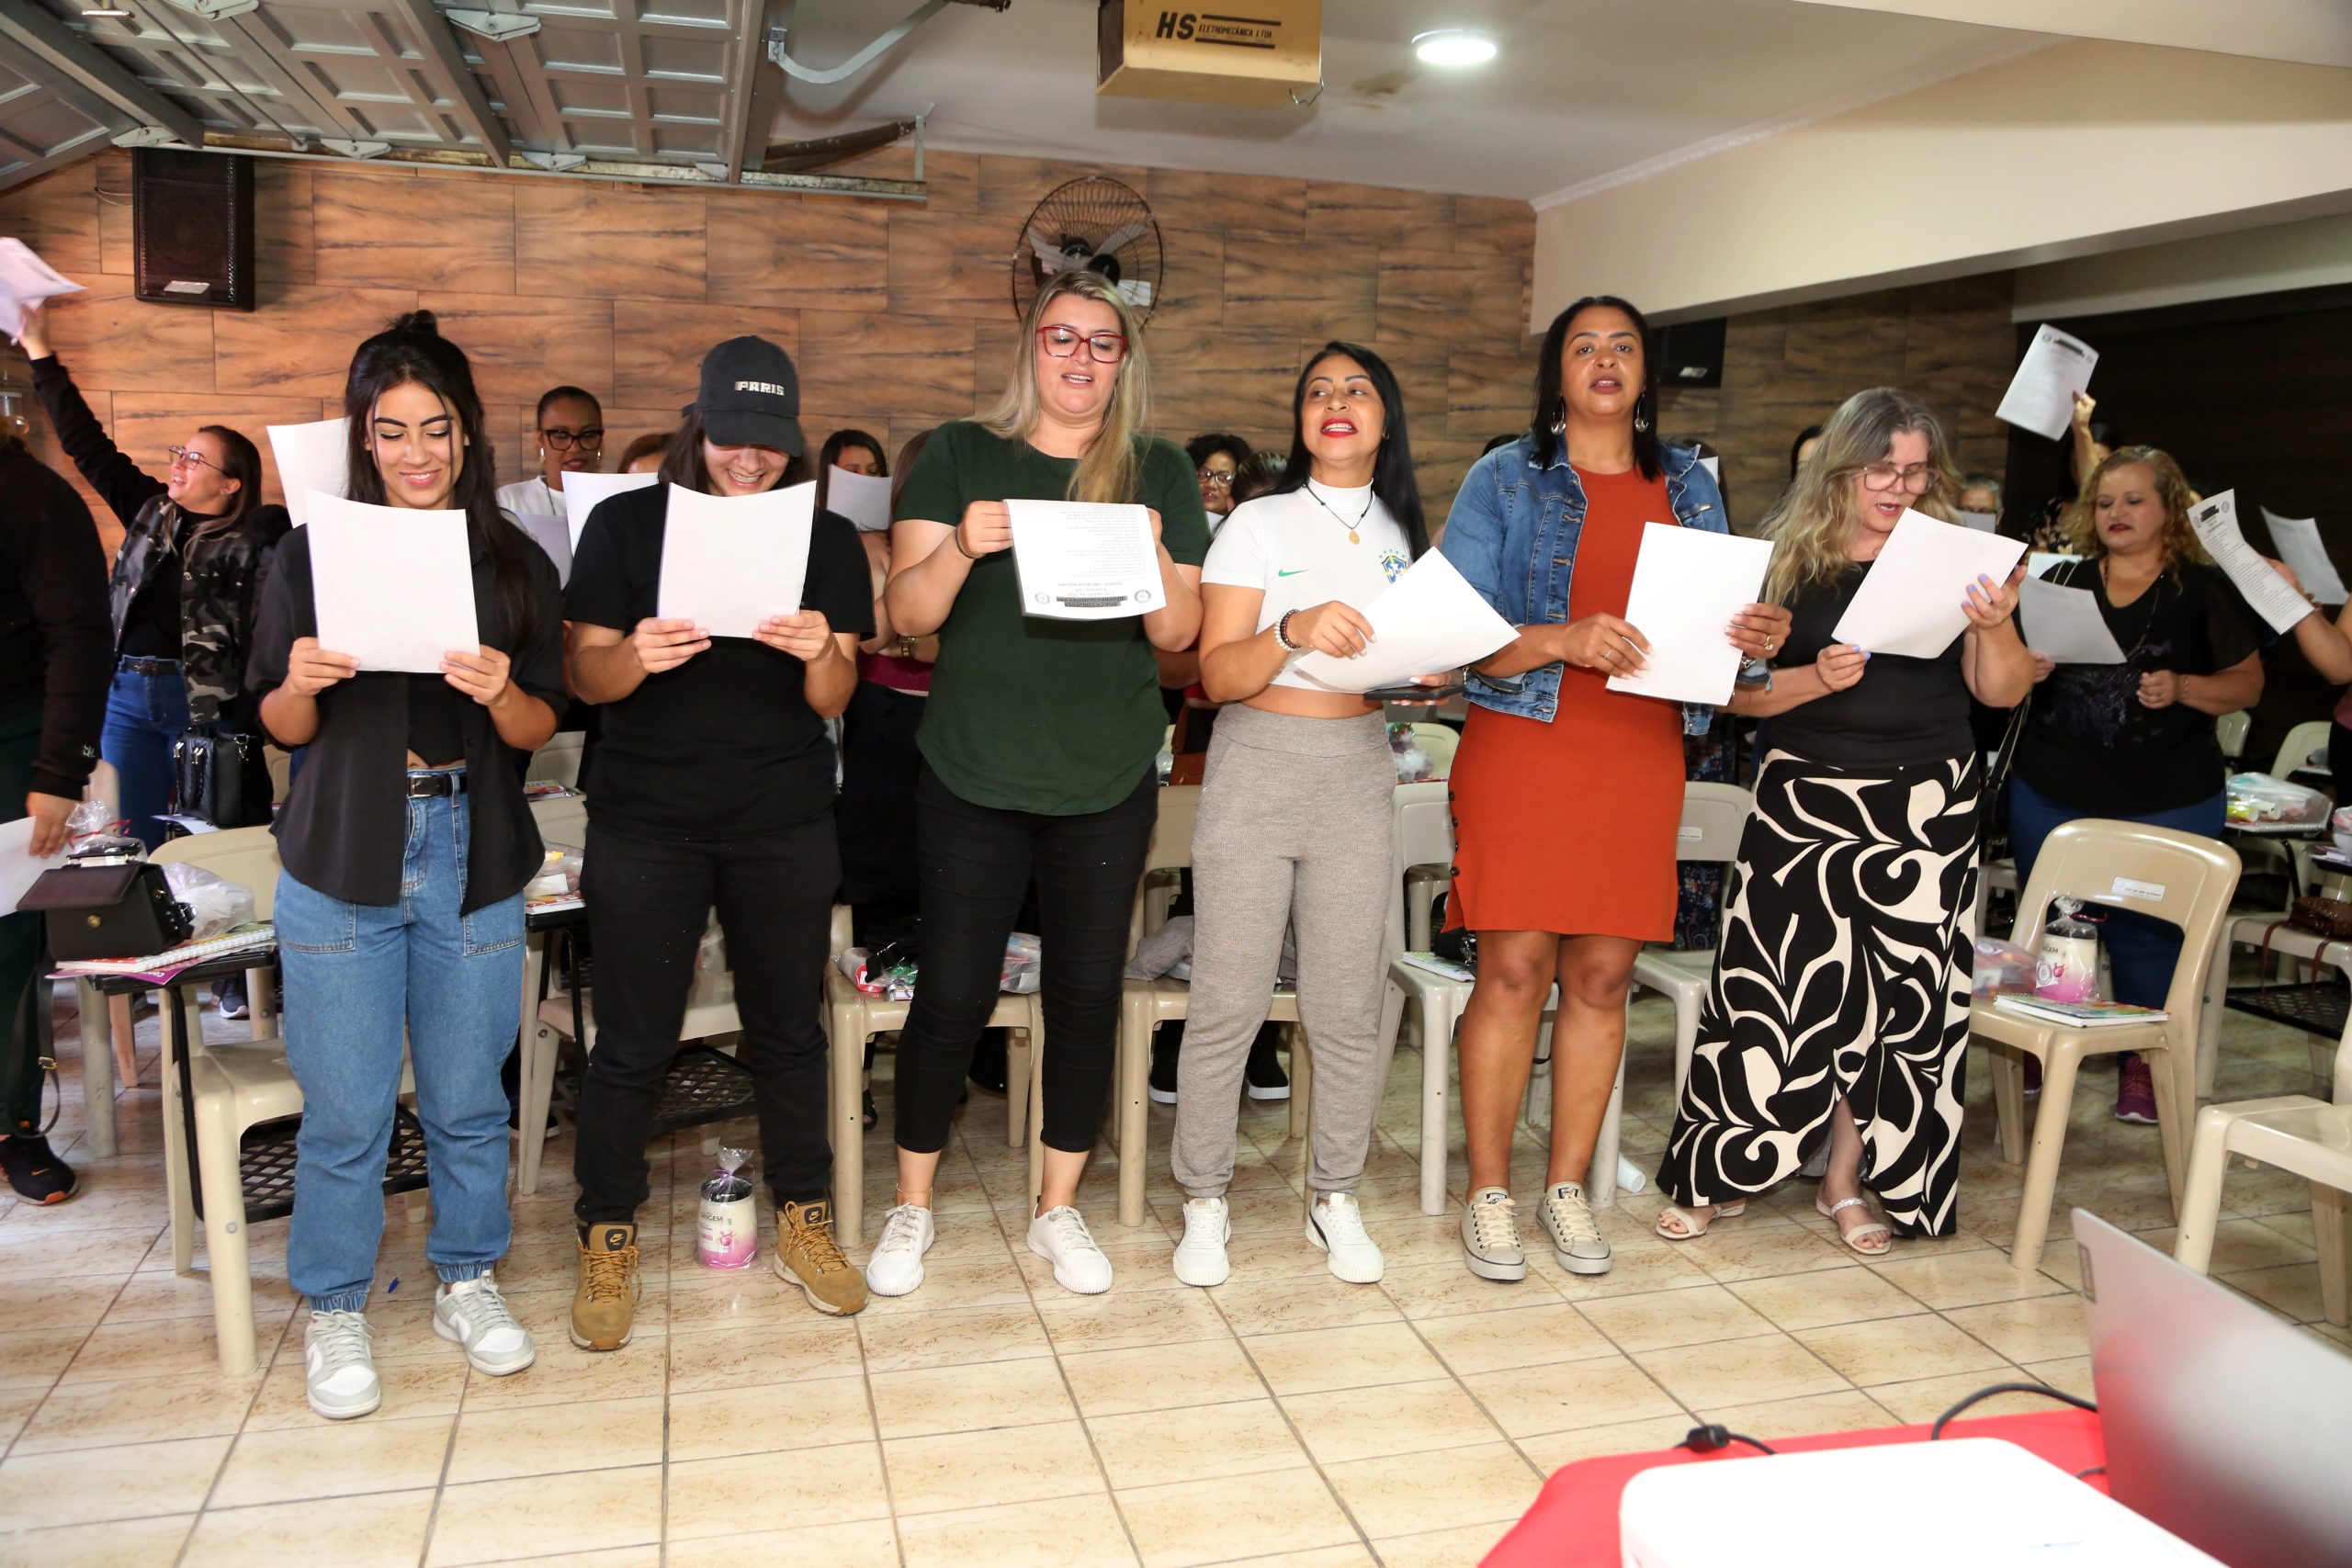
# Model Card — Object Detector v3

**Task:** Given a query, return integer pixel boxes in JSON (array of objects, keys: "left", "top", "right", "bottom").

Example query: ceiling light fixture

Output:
[
  {"left": 1413, "top": 29, "right": 1497, "bottom": 67},
  {"left": 81, "top": 7, "right": 133, "bottom": 15}
]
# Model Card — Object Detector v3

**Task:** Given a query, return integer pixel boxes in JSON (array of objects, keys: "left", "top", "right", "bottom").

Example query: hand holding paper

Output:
[
  {"left": 1829, "top": 511, "right": 2026, "bottom": 659},
  {"left": 1007, "top": 500, "right": 1164, "bottom": 619},
  {"left": 1996, "top": 324, "right": 2099, "bottom": 441},
  {"left": 2191, "top": 491, "right": 2313, "bottom": 635},
  {"left": 1604, "top": 524, "right": 1776, "bottom": 705},
  {"left": 306, "top": 493, "right": 480, "bottom": 673},
  {"left": 1291, "top": 550, "right": 1516, "bottom": 694},
  {"left": 2261, "top": 510, "right": 2346, "bottom": 605},
  {"left": 656, "top": 481, "right": 815, "bottom": 639},
  {"left": 0, "top": 241, "right": 82, "bottom": 342}
]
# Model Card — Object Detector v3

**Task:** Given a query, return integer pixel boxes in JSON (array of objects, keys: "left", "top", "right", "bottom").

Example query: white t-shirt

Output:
[
  {"left": 1201, "top": 482, "right": 1412, "bottom": 691},
  {"left": 494, "top": 476, "right": 562, "bottom": 520}
]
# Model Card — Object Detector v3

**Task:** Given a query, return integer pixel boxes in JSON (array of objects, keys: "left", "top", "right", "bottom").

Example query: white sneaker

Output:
[
  {"left": 1541, "top": 1180, "right": 1612, "bottom": 1276},
  {"left": 433, "top": 1270, "right": 536, "bottom": 1375},
  {"left": 304, "top": 1308, "right": 380, "bottom": 1421},
  {"left": 1461, "top": 1186, "right": 1526, "bottom": 1281},
  {"left": 865, "top": 1202, "right": 934, "bottom": 1297},
  {"left": 1028, "top": 1204, "right": 1114, "bottom": 1294},
  {"left": 1306, "top": 1192, "right": 1384, "bottom": 1283},
  {"left": 1172, "top": 1196, "right": 1231, "bottom": 1287}
]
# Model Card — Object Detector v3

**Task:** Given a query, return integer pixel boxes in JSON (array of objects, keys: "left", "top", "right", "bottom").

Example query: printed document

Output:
[
  {"left": 514, "top": 512, "right": 571, "bottom": 586},
  {"left": 1007, "top": 500, "right": 1165, "bottom": 620},
  {"left": 828, "top": 467, "right": 894, "bottom": 533},
  {"left": 267, "top": 419, "right": 349, "bottom": 528},
  {"left": 1995, "top": 324, "right": 2098, "bottom": 441},
  {"left": 2192, "top": 491, "right": 2312, "bottom": 635},
  {"left": 1605, "top": 524, "right": 1775, "bottom": 705},
  {"left": 1293, "top": 548, "right": 1517, "bottom": 694},
  {"left": 1830, "top": 510, "right": 2026, "bottom": 660},
  {"left": 0, "top": 818, "right": 65, "bottom": 916},
  {"left": 306, "top": 493, "right": 479, "bottom": 673},
  {"left": 0, "top": 240, "right": 80, "bottom": 339},
  {"left": 2261, "top": 509, "right": 2346, "bottom": 605},
  {"left": 561, "top": 470, "right": 658, "bottom": 546},
  {"left": 657, "top": 481, "right": 813, "bottom": 639},
  {"left": 2018, "top": 576, "right": 2126, "bottom": 664}
]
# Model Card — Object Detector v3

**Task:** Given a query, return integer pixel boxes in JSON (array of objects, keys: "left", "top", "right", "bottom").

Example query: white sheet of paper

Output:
[
  {"left": 514, "top": 512, "right": 571, "bottom": 586},
  {"left": 1603, "top": 524, "right": 1775, "bottom": 705},
  {"left": 1698, "top": 456, "right": 1720, "bottom": 481},
  {"left": 561, "top": 470, "right": 658, "bottom": 546},
  {"left": 1995, "top": 324, "right": 2098, "bottom": 441},
  {"left": 2262, "top": 510, "right": 2346, "bottom": 605},
  {"left": 305, "top": 493, "right": 480, "bottom": 673},
  {"left": 0, "top": 239, "right": 81, "bottom": 340},
  {"left": 1954, "top": 509, "right": 1999, "bottom": 533},
  {"left": 1829, "top": 510, "right": 2026, "bottom": 660},
  {"left": 2029, "top": 551, "right": 2082, "bottom": 581},
  {"left": 266, "top": 418, "right": 349, "bottom": 528},
  {"left": 1292, "top": 549, "right": 1517, "bottom": 694},
  {"left": 2191, "top": 490, "right": 2312, "bottom": 636},
  {"left": 656, "top": 481, "right": 813, "bottom": 638},
  {"left": 2018, "top": 576, "right": 2126, "bottom": 664},
  {"left": 0, "top": 816, "right": 66, "bottom": 915},
  {"left": 828, "top": 467, "right": 893, "bottom": 533},
  {"left": 1007, "top": 500, "right": 1164, "bottom": 620}
]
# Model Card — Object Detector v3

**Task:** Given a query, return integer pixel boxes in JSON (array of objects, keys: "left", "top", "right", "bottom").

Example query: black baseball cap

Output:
[{"left": 695, "top": 335, "right": 805, "bottom": 456}]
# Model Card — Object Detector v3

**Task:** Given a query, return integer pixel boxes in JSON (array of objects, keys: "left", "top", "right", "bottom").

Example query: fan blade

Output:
[
  {"left": 1094, "top": 220, "right": 1151, "bottom": 254},
  {"left": 1026, "top": 227, "right": 1069, "bottom": 268},
  {"left": 1117, "top": 279, "right": 1155, "bottom": 309}
]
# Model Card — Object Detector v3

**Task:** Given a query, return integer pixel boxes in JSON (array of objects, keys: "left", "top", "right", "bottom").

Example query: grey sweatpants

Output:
[{"left": 1172, "top": 705, "right": 1396, "bottom": 1200}]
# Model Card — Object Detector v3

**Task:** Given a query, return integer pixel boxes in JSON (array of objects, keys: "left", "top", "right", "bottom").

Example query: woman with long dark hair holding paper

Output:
[
  {"left": 1170, "top": 343, "right": 1431, "bottom": 1288},
  {"left": 563, "top": 337, "right": 875, "bottom": 1342},
  {"left": 249, "top": 312, "right": 563, "bottom": 1419},
  {"left": 869, "top": 270, "right": 1207, "bottom": 1298}
]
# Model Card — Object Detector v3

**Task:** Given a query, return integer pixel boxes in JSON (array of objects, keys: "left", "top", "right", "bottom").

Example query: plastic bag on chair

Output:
[{"left": 160, "top": 862, "right": 255, "bottom": 940}]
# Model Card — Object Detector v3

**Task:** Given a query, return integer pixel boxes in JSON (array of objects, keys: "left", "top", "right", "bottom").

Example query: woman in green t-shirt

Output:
[{"left": 870, "top": 270, "right": 1210, "bottom": 1298}]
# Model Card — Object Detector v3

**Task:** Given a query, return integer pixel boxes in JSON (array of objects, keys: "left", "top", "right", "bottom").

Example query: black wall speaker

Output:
[
  {"left": 1652, "top": 316, "right": 1727, "bottom": 389},
  {"left": 131, "top": 149, "right": 255, "bottom": 311}
]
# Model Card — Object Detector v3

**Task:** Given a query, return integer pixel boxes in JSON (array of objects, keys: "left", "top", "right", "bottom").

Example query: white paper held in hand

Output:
[
  {"left": 305, "top": 493, "right": 480, "bottom": 673},
  {"left": 1829, "top": 510, "right": 2026, "bottom": 660},
  {"left": 1954, "top": 509, "right": 1999, "bottom": 533},
  {"left": 1006, "top": 500, "right": 1164, "bottom": 620},
  {"left": 1995, "top": 324, "right": 2098, "bottom": 441},
  {"left": 560, "top": 469, "right": 658, "bottom": 547},
  {"left": 514, "top": 512, "right": 571, "bottom": 586},
  {"left": 0, "top": 239, "right": 82, "bottom": 340},
  {"left": 266, "top": 418, "right": 349, "bottom": 528},
  {"left": 0, "top": 817, "right": 65, "bottom": 916},
  {"left": 827, "top": 466, "right": 894, "bottom": 533},
  {"left": 2261, "top": 509, "right": 2346, "bottom": 605},
  {"left": 1291, "top": 549, "right": 1516, "bottom": 694},
  {"left": 2190, "top": 491, "right": 2312, "bottom": 636},
  {"left": 656, "top": 481, "right": 814, "bottom": 639},
  {"left": 2018, "top": 576, "right": 2126, "bottom": 664},
  {"left": 1604, "top": 525, "right": 1775, "bottom": 705}
]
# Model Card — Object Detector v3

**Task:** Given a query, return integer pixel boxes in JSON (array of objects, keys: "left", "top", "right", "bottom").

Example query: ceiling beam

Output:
[
  {"left": 390, "top": 0, "right": 514, "bottom": 167},
  {"left": 0, "top": 0, "right": 203, "bottom": 147},
  {"left": 1787, "top": 0, "right": 2352, "bottom": 71},
  {"left": 721, "top": 0, "right": 787, "bottom": 184}
]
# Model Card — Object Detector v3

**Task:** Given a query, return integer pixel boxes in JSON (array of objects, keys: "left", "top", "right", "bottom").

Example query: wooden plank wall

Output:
[{"left": 0, "top": 150, "right": 1542, "bottom": 551}]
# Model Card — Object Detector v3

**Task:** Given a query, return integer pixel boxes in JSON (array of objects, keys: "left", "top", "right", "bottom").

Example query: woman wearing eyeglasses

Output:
[
  {"left": 869, "top": 270, "right": 1208, "bottom": 1298},
  {"left": 494, "top": 386, "right": 606, "bottom": 525},
  {"left": 1187, "top": 433, "right": 1250, "bottom": 533},
  {"left": 17, "top": 301, "right": 289, "bottom": 851},
  {"left": 1655, "top": 388, "right": 2031, "bottom": 1255}
]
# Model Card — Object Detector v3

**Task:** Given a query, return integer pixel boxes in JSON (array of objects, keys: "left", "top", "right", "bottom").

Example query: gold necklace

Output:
[{"left": 1304, "top": 480, "right": 1373, "bottom": 546}]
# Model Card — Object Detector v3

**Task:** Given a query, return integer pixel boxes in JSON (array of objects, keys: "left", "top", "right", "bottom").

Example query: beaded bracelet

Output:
[{"left": 1274, "top": 610, "right": 1300, "bottom": 652}]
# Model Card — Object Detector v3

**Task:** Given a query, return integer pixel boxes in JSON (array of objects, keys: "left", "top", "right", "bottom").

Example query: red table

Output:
[{"left": 1483, "top": 1408, "right": 2105, "bottom": 1567}]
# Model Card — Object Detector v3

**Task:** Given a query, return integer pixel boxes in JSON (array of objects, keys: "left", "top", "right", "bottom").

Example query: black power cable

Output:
[
  {"left": 1681, "top": 1424, "right": 1777, "bottom": 1457},
  {"left": 1929, "top": 1381, "right": 2097, "bottom": 1440}
]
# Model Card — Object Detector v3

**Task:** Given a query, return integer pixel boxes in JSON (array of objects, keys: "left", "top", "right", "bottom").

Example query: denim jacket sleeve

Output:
[
  {"left": 1439, "top": 451, "right": 1530, "bottom": 696},
  {"left": 1668, "top": 448, "right": 1733, "bottom": 739}
]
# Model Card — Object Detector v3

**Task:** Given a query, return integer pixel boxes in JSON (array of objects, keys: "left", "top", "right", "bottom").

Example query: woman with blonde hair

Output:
[
  {"left": 867, "top": 269, "right": 1209, "bottom": 1298},
  {"left": 2010, "top": 446, "right": 2264, "bottom": 1122},
  {"left": 1657, "top": 387, "right": 2033, "bottom": 1253}
]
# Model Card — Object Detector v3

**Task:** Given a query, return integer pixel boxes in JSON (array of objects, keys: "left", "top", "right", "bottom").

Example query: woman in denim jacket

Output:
[{"left": 1439, "top": 296, "right": 1789, "bottom": 1283}]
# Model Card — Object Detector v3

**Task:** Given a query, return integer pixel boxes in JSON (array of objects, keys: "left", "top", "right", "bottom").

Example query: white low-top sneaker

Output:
[
  {"left": 1461, "top": 1186, "right": 1527, "bottom": 1281},
  {"left": 433, "top": 1270, "right": 536, "bottom": 1375},
  {"left": 1306, "top": 1191, "right": 1384, "bottom": 1283},
  {"left": 304, "top": 1308, "right": 380, "bottom": 1421},
  {"left": 1028, "top": 1204, "right": 1113, "bottom": 1294},
  {"left": 1541, "top": 1180, "right": 1612, "bottom": 1276},
  {"left": 865, "top": 1202, "right": 934, "bottom": 1297},
  {"left": 1172, "top": 1196, "right": 1231, "bottom": 1287}
]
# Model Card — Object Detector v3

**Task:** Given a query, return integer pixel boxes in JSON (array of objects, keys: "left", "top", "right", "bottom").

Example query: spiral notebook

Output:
[{"left": 51, "top": 922, "right": 277, "bottom": 982}]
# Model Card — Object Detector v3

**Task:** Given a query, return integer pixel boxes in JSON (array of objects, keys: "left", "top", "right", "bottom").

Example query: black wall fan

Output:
[{"left": 1012, "top": 176, "right": 1164, "bottom": 323}]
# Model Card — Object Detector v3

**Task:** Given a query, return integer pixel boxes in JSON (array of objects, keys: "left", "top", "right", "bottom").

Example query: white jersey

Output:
[{"left": 1201, "top": 482, "right": 1411, "bottom": 692}]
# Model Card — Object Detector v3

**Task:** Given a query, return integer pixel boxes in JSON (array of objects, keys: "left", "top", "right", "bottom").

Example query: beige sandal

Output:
[
  {"left": 1655, "top": 1201, "right": 1746, "bottom": 1241},
  {"left": 1817, "top": 1195, "right": 1891, "bottom": 1256}
]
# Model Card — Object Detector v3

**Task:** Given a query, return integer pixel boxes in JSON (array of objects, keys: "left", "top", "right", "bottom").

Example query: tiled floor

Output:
[{"left": 0, "top": 976, "right": 2341, "bottom": 1567}]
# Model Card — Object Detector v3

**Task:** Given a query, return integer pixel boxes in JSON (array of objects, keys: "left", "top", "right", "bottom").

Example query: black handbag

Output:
[
  {"left": 173, "top": 728, "right": 274, "bottom": 829},
  {"left": 17, "top": 861, "right": 193, "bottom": 962}
]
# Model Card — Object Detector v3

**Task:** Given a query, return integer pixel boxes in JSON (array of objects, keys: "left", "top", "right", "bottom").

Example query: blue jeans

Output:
[
  {"left": 278, "top": 782, "right": 525, "bottom": 1311},
  {"left": 2007, "top": 775, "right": 2225, "bottom": 1011},
  {"left": 102, "top": 661, "right": 189, "bottom": 850}
]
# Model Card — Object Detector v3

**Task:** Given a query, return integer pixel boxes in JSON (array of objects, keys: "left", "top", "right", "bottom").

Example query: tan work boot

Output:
[
  {"left": 775, "top": 1200, "right": 868, "bottom": 1316},
  {"left": 570, "top": 1222, "right": 641, "bottom": 1351}
]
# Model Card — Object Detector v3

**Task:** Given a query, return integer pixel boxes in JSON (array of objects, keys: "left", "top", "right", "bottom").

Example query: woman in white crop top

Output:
[{"left": 1167, "top": 342, "right": 1444, "bottom": 1289}]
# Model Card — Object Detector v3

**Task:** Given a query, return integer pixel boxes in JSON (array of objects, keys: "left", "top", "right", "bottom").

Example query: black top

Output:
[
  {"left": 1759, "top": 562, "right": 1977, "bottom": 767},
  {"left": 29, "top": 355, "right": 166, "bottom": 531},
  {"left": 0, "top": 442, "right": 110, "bottom": 798},
  {"left": 406, "top": 675, "right": 469, "bottom": 766},
  {"left": 2015, "top": 558, "right": 2266, "bottom": 815},
  {"left": 564, "top": 483, "right": 875, "bottom": 840},
  {"left": 248, "top": 524, "right": 566, "bottom": 913},
  {"left": 118, "top": 513, "right": 190, "bottom": 660}
]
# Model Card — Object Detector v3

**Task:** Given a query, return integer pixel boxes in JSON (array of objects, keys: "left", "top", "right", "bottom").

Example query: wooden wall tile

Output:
[
  {"left": 514, "top": 183, "right": 706, "bottom": 302},
  {"left": 1148, "top": 230, "right": 1224, "bottom": 330},
  {"left": 1223, "top": 239, "right": 1375, "bottom": 339},
  {"left": 979, "top": 157, "right": 1153, "bottom": 214},
  {"left": 255, "top": 160, "right": 317, "bottom": 293},
  {"left": 421, "top": 292, "right": 615, "bottom": 408},
  {"left": 1448, "top": 348, "right": 1535, "bottom": 445},
  {"left": 214, "top": 283, "right": 419, "bottom": 398},
  {"left": 610, "top": 299, "right": 797, "bottom": 409},
  {"left": 110, "top": 389, "right": 361, "bottom": 510},
  {"left": 40, "top": 275, "right": 214, "bottom": 392},
  {"left": 1376, "top": 249, "right": 1518, "bottom": 345},
  {"left": 887, "top": 209, "right": 1012, "bottom": 323},
  {"left": 1144, "top": 169, "right": 1306, "bottom": 238},
  {"left": 317, "top": 170, "right": 516, "bottom": 295},
  {"left": 1148, "top": 324, "right": 1299, "bottom": 446},
  {"left": 23, "top": 386, "right": 107, "bottom": 530},
  {"left": 797, "top": 312, "right": 976, "bottom": 429},
  {"left": 1306, "top": 182, "right": 1453, "bottom": 244},
  {"left": 706, "top": 190, "right": 888, "bottom": 311},
  {"left": 1452, "top": 196, "right": 1535, "bottom": 259},
  {"left": 6, "top": 160, "right": 100, "bottom": 276},
  {"left": 96, "top": 155, "right": 133, "bottom": 276}
]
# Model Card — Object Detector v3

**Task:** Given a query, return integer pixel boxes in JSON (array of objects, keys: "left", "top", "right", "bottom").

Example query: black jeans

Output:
[
  {"left": 572, "top": 815, "right": 839, "bottom": 1221},
  {"left": 894, "top": 762, "right": 1157, "bottom": 1156}
]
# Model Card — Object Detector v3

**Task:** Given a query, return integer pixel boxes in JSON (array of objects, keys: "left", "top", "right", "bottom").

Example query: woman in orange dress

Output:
[{"left": 1437, "top": 295, "right": 1790, "bottom": 1282}]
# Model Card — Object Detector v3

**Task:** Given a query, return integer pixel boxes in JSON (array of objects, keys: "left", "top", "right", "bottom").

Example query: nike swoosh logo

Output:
[{"left": 1276, "top": 569, "right": 1307, "bottom": 577}]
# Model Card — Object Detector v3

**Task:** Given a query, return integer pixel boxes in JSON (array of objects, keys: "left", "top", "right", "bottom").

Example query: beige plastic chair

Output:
[
  {"left": 2172, "top": 1005, "right": 2352, "bottom": 1326},
  {"left": 1408, "top": 722, "right": 1459, "bottom": 780},
  {"left": 2268, "top": 720, "right": 2331, "bottom": 782},
  {"left": 2216, "top": 709, "right": 2251, "bottom": 765},
  {"left": 1629, "top": 783, "right": 1754, "bottom": 1100},
  {"left": 1972, "top": 819, "right": 2241, "bottom": 1270},
  {"left": 526, "top": 732, "right": 585, "bottom": 788},
  {"left": 510, "top": 792, "right": 591, "bottom": 1194}
]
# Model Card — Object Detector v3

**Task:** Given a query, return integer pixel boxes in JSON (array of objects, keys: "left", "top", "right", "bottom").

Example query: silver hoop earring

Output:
[
  {"left": 1633, "top": 414, "right": 1650, "bottom": 434},
  {"left": 1549, "top": 398, "right": 1567, "bottom": 437}
]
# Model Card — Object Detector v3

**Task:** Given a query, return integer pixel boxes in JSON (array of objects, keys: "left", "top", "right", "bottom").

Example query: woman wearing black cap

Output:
[{"left": 561, "top": 336, "right": 876, "bottom": 1342}]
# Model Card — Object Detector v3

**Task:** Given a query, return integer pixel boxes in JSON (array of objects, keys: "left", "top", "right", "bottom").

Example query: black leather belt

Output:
[
  {"left": 117, "top": 656, "right": 181, "bottom": 676},
  {"left": 405, "top": 769, "right": 468, "bottom": 797}
]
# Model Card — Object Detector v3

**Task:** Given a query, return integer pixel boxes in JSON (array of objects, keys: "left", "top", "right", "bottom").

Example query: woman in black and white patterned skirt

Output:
[{"left": 1654, "top": 388, "right": 2033, "bottom": 1253}]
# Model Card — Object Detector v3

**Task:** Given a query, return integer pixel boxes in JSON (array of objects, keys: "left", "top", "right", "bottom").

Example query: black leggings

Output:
[{"left": 892, "top": 762, "right": 1157, "bottom": 1156}]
